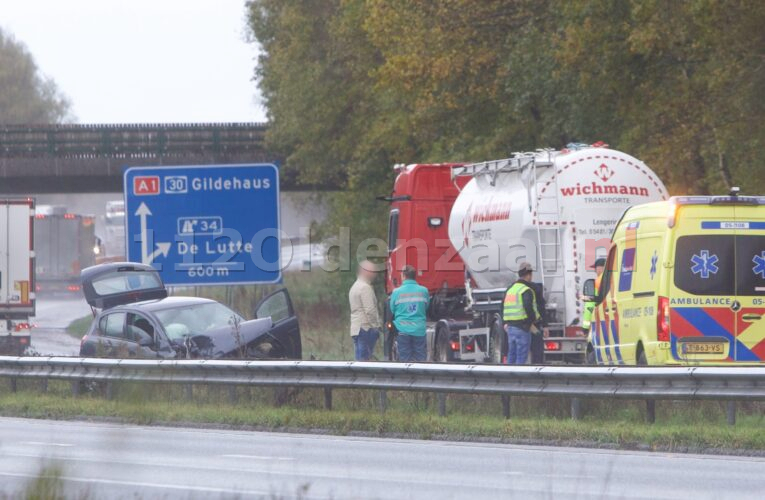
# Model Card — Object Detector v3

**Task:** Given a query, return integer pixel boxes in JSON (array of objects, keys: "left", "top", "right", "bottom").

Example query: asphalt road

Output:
[
  {"left": 0, "top": 417, "right": 762, "bottom": 499},
  {"left": 28, "top": 296, "right": 91, "bottom": 356}
]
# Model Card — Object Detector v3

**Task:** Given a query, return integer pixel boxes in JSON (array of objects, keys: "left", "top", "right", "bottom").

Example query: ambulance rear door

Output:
[
  {"left": 732, "top": 199, "right": 765, "bottom": 362},
  {"left": 669, "top": 206, "right": 737, "bottom": 363}
]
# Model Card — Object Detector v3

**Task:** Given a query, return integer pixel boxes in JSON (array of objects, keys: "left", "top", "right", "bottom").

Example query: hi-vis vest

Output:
[
  {"left": 503, "top": 282, "right": 539, "bottom": 322},
  {"left": 582, "top": 276, "right": 602, "bottom": 330}
]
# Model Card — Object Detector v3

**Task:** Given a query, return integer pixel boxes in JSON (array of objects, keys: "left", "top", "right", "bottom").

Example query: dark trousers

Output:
[
  {"left": 353, "top": 328, "right": 379, "bottom": 361},
  {"left": 530, "top": 332, "right": 544, "bottom": 364}
]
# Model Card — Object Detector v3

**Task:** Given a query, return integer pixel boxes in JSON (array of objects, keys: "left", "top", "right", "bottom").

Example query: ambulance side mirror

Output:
[{"left": 583, "top": 279, "right": 596, "bottom": 297}]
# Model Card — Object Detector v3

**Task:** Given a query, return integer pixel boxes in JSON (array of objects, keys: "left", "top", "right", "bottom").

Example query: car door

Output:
[
  {"left": 254, "top": 289, "right": 302, "bottom": 359},
  {"left": 97, "top": 312, "right": 129, "bottom": 357},
  {"left": 126, "top": 312, "right": 176, "bottom": 358}
]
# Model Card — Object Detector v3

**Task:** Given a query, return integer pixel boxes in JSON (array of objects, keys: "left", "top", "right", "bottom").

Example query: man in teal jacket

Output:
[{"left": 390, "top": 265, "right": 430, "bottom": 362}]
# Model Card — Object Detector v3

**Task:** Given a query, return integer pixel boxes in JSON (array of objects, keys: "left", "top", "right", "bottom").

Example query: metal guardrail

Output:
[{"left": 0, "top": 357, "right": 763, "bottom": 424}]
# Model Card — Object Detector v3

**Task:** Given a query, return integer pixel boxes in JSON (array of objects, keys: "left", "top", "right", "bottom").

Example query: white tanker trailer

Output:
[{"left": 437, "top": 144, "right": 668, "bottom": 363}]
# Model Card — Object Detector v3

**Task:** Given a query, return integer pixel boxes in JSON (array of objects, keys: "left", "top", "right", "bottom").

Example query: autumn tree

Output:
[
  {"left": 247, "top": 0, "right": 765, "bottom": 247},
  {"left": 0, "top": 29, "right": 70, "bottom": 124}
]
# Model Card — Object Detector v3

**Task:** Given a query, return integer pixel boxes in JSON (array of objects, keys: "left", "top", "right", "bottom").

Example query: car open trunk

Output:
[{"left": 81, "top": 262, "right": 167, "bottom": 309}]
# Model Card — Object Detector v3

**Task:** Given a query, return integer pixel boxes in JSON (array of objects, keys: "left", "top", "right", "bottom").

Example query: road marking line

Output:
[
  {"left": 503, "top": 471, "right": 597, "bottom": 479},
  {"left": 20, "top": 441, "right": 73, "bottom": 447},
  {"left": 0, "top": 471, "right": 271, "bottom": 496},
  {"left": 220, "top": 454, "right": 294, "bottom": 461},
  {"left": 0, "top": 452, "right": 511, "bottom": 491}
]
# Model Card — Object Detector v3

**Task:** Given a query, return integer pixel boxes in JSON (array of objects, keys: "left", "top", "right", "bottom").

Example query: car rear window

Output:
[
  {"left": 674, "top": 235, "right": 765, "bottom": 296},
  {"left": 91, "top": 270, "right": 163, "bottom": 296}
]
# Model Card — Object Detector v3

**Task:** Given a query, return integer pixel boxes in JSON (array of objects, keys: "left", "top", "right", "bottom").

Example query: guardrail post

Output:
[
  {"left": 437, "top": 393, "right": 447, "bottom": 417},
  {"left": 105, "top": 382, "right": 115, "bottom": 400},
  {"left": 228, "top": 386, "right": 238, "bottom": 405},
  {"left": 571, "top": 398, "right": 582, "bottom": 420},
  {"left": 645, "top": 399, "right": 656, "bottom": 424},
  {"left": 726, "top": 401, "right": 736, "bottom": 426},
  {"left": 184, "top": 384, "right": 193, "bottom": 401},
  {"left": 323, "top": 387, "right": 333, "bottom": 410},
  {"left": 71, "top": 381, "right": 80, "bottom": 397},
  {"left": 40, "top": 379, "right": 48, "bottom": 393},
  {"left": 9, "top": 378, "right": 17, "bottom": 393},
  {"left": 378, "top": 390, "right": 387, "bottom": 414},
  {"left": 501, "top": 395, "right": 511, "bottom": 419}
]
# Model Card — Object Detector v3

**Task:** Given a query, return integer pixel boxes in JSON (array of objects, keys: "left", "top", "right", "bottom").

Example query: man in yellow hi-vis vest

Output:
[
  {"left": 581, "top": 258, "right": 606, "bottom": 333},
  {"left": 503, "top": 262, "right": 547, "bottom": 364}
]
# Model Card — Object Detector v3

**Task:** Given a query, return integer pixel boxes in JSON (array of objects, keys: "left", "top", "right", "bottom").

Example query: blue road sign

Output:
[{"left": 124, "top": 164, "right": 281, "bottom": 285}]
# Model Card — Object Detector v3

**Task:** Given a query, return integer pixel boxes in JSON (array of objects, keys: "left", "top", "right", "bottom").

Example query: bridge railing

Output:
[{"left": 0, "top": 123, "right": 267, "bottom": 159}]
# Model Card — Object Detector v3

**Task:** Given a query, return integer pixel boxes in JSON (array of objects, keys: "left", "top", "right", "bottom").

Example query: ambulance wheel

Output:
[
  {"left": 637, "top": 349, "right": 648, "bottom": 366},
  {"left": 586, "top": 346, "right": 596, "bottom": 365},
  {"left": 489, "top": 317, "right": 506, "bottom": 365}
]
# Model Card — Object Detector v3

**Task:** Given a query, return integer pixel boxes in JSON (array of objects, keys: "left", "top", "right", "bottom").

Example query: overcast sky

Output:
[{"left": 1, "top": 0, "right": 266, "bottom": 123}]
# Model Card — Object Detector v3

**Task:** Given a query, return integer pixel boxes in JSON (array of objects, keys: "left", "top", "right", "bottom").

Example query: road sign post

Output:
[{"left": 124, "top": 164, "right": 281, "bottom": 285}]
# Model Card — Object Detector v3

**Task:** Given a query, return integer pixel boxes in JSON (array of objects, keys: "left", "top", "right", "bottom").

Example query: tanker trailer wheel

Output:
[
  {"left": 489, "top": 316, "right": 507, "bottom": 365},
  {"left": 385, "top": 329, "right": 399, "bottom": 361},
  {"left": 433, "top": 325, "right": 450, "bottom": 363}
]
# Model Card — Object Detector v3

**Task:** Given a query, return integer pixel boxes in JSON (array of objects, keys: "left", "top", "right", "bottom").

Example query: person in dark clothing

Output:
[
  {"left": 529, "top": 282, "right": 547, "bottom": 364},
  {"left": 503, "top": 262, "right": 549, "bottom": 364}
]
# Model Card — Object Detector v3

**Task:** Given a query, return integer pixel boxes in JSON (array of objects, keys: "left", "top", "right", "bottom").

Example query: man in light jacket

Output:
[{"left": 348, "top": 260, "right": 382, "bottom": 361}]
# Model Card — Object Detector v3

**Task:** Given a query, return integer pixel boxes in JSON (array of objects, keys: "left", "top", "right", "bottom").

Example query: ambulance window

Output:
[
  {"left": 618, "top": 248, "right": 636, "bottom": 292},
  {"left": 674, "top": 235, "right": 735, "bottom": 295},
  {"left": 388, "top": 210, "right": 399, "bottom": 252},
  {"left": 736, "top": 235, "right": 765, "bottom": 296}
]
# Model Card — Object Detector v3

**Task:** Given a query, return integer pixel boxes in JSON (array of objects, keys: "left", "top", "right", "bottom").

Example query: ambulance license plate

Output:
[{"left": 682, "top": 343, "right": 725, "bottom": 355}]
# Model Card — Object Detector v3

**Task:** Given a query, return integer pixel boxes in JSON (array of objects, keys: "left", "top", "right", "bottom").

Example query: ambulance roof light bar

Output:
[{"left": 667, "top": 192, "right": 765, "bottom": 227}]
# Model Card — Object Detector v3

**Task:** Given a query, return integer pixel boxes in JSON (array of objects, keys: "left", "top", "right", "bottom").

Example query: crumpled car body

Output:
[{"left": 78, "top": 263, "right": 301, "bottom": 360}]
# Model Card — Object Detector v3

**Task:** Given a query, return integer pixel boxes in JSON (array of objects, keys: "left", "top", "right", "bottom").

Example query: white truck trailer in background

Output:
[
  {"left": 98, "top": 200, "right": 126, "bottom": 262},
  {"left": 34, "top": 205, "right": 97, "bottom": 295},
  {"left": 440, "top": 144, "right": 668, "bottom": 363},
  {"left": 0, "top": 199, "right": 35, "bottom": 355}
]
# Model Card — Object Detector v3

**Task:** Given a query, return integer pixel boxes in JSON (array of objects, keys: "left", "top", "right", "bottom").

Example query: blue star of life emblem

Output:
[
  {"left": 691, "top": 250, "right": 719, "bottom": 279},
  {"left": 650, "top": 251, "right": 658, "bottom": 280},
  {"left": 753, "top": 252, "right": 765, "bottom": 279}
]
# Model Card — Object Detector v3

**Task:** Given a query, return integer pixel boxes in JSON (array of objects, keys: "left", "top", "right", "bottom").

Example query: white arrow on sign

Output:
[{"left": 135, "top": 202, "right": 171, "bottom": 265}]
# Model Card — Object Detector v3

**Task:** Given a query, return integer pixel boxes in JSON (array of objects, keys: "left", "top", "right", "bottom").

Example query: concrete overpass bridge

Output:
[{"left": 0, "top": 123, "right": 320, "bottom": 193}]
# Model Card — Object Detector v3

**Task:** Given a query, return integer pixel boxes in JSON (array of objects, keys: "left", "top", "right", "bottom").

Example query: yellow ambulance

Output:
[{"left": 587, "top": 191, "right": 765, "bottom": 365}]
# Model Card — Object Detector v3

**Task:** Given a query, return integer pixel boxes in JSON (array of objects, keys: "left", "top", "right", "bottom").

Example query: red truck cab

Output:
[{"left": 384, "top": 164, "right": 469, "bottom": 319}]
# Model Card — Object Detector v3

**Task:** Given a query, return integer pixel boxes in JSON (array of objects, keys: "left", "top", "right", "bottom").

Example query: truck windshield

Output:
[{"left": 674, "top": 235, "right": 765, "bottom": 296}]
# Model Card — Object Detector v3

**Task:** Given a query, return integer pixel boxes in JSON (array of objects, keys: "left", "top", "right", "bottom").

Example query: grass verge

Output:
[
  {"left": 65, "top": 315, "right": 92, "bottom": 339},
  {"left": 1, "top": 389, "right": 764, "bottom": 454}
]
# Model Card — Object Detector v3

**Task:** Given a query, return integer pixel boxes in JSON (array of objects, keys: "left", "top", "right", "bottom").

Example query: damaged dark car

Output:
[{"left": 78, "top": 263, "right": 301, "bottom": 360}]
